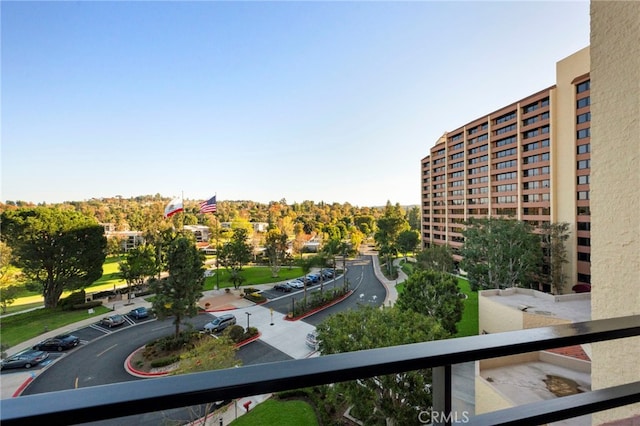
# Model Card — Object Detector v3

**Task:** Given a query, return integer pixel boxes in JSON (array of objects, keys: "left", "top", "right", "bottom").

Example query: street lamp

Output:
[{"left": 245, "top": 312, "right": 252, "bottom": 329}]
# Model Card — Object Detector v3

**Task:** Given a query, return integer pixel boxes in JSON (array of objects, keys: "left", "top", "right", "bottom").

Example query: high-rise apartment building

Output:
[{"left": 420, "top": 47, "right": 591, "bottom": 291}]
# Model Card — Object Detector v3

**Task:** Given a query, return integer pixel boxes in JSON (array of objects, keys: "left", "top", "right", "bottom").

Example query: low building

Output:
[{"left": 477, "top": 288, "right": 592, "bottom": 423}]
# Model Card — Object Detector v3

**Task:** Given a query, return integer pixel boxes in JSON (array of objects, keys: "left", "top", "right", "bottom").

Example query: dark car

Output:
[
  {"left": 128, "top": 307, "right": 149, "bottom": 319},
  {"left": 273, "top": 283, "right": 292, "bottom": 292},
  {"left": 33, "top": 334, "right": 80, "bottom": 352},
  {"left": 100, "top": 314, "right": 125, "bottom": 328},
  {"left": 1, "top": 350, "right": 49, "bottom": 370}
]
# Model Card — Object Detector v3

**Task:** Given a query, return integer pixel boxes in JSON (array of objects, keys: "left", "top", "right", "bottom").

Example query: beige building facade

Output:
[
  {"left": 590, "top": 1, "right": 640, "bottom": 424},
  {"left": 421, "top": 48, "right": 591, "bottom": 291}
]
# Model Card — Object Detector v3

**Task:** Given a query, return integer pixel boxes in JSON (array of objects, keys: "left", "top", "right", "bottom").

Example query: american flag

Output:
[{"left": 199, "top": 195, "right": 217, "bottom": 214}]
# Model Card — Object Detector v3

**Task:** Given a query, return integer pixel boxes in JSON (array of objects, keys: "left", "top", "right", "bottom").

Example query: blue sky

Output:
[{"left": 1, "top": 1, "right": 590, "bottom": 207}]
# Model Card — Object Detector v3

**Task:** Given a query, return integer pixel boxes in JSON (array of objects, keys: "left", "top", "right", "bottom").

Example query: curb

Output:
[
  {"left": 12, "top": 374, "right": 35, "bottom": 397},
  {"left": 125, "top": 333, "right": 263, "bottom": 378}
]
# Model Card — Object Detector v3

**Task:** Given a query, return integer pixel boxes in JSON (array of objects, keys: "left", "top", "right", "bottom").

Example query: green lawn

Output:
[
  {"left": 455, "top": 277, "right": 479, "bottom": 337},
  {"left": 230, "top": 399, "right": 318, "bottom": 426},
  {"left": 0, "top": 305, "right": 112, "bottom": 348}
]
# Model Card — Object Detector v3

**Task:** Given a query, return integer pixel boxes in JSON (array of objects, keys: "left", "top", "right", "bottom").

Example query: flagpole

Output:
[{"left": 215, "top": 193, "right": 219, "bottom": 291}]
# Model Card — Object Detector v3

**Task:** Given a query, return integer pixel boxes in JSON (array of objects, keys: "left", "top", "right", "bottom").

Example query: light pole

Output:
[{"left": 245, "top": 312, "right": 251, "bottom": 330}]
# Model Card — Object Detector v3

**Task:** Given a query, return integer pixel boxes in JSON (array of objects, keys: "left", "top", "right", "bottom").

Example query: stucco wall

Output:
[
  {"left": 590, "top": 1, "right": 640, "bottom": 424},
  {"left": 478, "top": 291, "right": 523, "bottom": 334},
  {"left": 522, "top": 312, "right": 571, "bottom": 329},
  {"left": 475, "top": 378, "right": 514, "bottom": 415}
]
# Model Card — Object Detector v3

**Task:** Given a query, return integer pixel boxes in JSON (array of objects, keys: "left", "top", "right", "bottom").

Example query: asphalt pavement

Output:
[{"left": 1, "top": 251, "right": 402, "bottom": 425}]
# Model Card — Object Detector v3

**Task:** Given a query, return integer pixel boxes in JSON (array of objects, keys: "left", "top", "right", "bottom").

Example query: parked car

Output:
[
  {"left": 287, "top": 280, "right": 304, "bottom": 289},
  {"left": 128, "top": 307, "right": 149, "bottom": 319},
  {"left": 305, "top": 330, "right": 319, "bottom": 351},
  {"left": 306, "top": 274, "right": 320, "bottom": 283},
  {"left": 1, "top": 350, "right": 49, "bottom": 370},
  {"left": 273, "top": 283, "right": 293, "bottom": 292},
  {"left": 204, "top": 314, "right": 237, "bottom": 333},
  {"left": 100, "top": 314, "right": 125, "bottom": 328},
  {"left": 33, "top": 334, "right": 80, "bottom": 352},
  {"left": 321, "top": 269, "right": 334, "bottom": 279}
]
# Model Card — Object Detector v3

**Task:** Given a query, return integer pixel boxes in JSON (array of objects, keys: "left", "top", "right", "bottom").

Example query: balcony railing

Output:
[{"left": 2, "top": 315, "right": 640, "bottom": 426}]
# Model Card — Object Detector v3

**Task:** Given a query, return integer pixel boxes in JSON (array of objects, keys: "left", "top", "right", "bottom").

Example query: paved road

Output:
[{"left": 5, "top": 255, "right": 390, "bottom": 424}]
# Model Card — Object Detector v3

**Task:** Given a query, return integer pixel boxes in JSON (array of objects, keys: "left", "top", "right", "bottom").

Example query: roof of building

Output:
[{"left": 480, "top": 287, "right": 591, "bottom": 323}]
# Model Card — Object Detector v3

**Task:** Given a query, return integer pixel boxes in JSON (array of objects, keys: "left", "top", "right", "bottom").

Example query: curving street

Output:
[{"left": 9, "top": 254, "right": 388, "bottom": 424}]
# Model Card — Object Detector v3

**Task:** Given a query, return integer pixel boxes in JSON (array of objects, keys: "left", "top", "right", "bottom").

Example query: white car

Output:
[{"left": 287, "top": 280, "right": 304, "bottom": 289}]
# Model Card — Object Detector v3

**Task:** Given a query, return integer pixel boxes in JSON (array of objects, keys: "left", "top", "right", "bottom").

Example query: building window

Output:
[
  {"left": 577, "top": 273, "right": 591, "bottom": 284},
  {"left": 577, "top": 237, "right": 591, "bottom": 247},
  {"left": 495, "top": 111, "right": 516, "bottom": 124},
  {"left": 577, "top": 191, "right": 589, "bottom": 200},
  {"left": 578, "top": 159, "right": 590, "bottom": 169},
  {"left": 577, "top": 144, "right": 590, "bottom": 155},
  {"left": 495, "top": 148, "right": 517, "bottom": 158},
  {"left": 523, "top": 116, "right": 539, "bottom": 126},
  {"left": 578, "top": 252, "right": 591, "bottom": 262},
  {"left": 541, "top": 97, "right": 550, "bottom": 107},
  {"left": 577, "top": 175, "right": 590, "bottom": 185},
  {"left": 577, "top": 128, "right": 591, "bottom": 139},
  {"left": 576, "top": 80, "right": 590, "bottom": 93},
  {"left": 577, "top": 206, "right": 591, "bottom": 216},
  {"left": 577, "top": 222, "right": 591, "bottom": 231},
  {"left": 468, "top": 155, "right": 488, "bottom": 165},
  {"left": 523, "top": 102, "right": 539, "bottom": 113},
  {"left": 468, "top": 144, "right": 488, "bottom": 155},
  {"left": 495, "top": 124, "right": 516, "bottom": 135},
  {"left": 495, "top": 160, "right": 517, "bottom": 169},
  {"left": 577, "top": 112, "right": 591, "bottom": 123},
  {"left": 577, "top": 96, "right": 590, "bottom": 109}
]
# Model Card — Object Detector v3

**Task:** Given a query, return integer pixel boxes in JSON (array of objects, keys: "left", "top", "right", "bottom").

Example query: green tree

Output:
[
  {"left": 151, "top": 237, "right": 205, "bottom": 337},
  {"left": 396, "top": 270, "right": 463, "bottom": 334},
  {"left": 119, "top": 244, "right": 157, "bottom": 303},
  {"left": 540, "top": 222, "right": 570, "bottom": 294},
  {"left": 407, "top": 206, "right": 421, "bottom": 231},
  {"left": 415, "top": 244, "right": 454, "bottom": 273},
  {"left": 0, "top": 242, "right": 21, "bottom": 313},
  {"left": 317, "top": 306, "right": 448, "bottom": 425},
  {"left": 354, "top": 215, "right": 376, "bottom": 236},
  {"left": 374, "top": 203, "right": 409, "bottom": 277},
  {"left": 461, "top": 218, "right": 542, "bottom": 291},
  {"left": 264, "top": 228, "right": 288, "bottom": 278},
  {"left": 1, "top": 207, "right": 107, "bottom": 308},
  {"left": 396, "top": 229, "right": 420, "bottom": 260},
  {"left": 218, "top": 228, "right": 252, "bottom": 289}
]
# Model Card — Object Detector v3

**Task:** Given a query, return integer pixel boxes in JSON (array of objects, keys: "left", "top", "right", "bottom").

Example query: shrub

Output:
[
  {"left": 151, "top": 331, "right": 201, "bottom": 352},
  {"left": 71, "top": 301, "right": 103, "bottom": 310},
  {"left": 225, "top": 325, "right": 245, "bottom": 343},
  {"left": 59, "top": 290, "right": 87, "bottom": 310},
  {"left": 243, "top": 292, "right": 266, "bottom": 303},
  {"left": 150, "top": 355, "right": 180, "bottom": 368}
]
